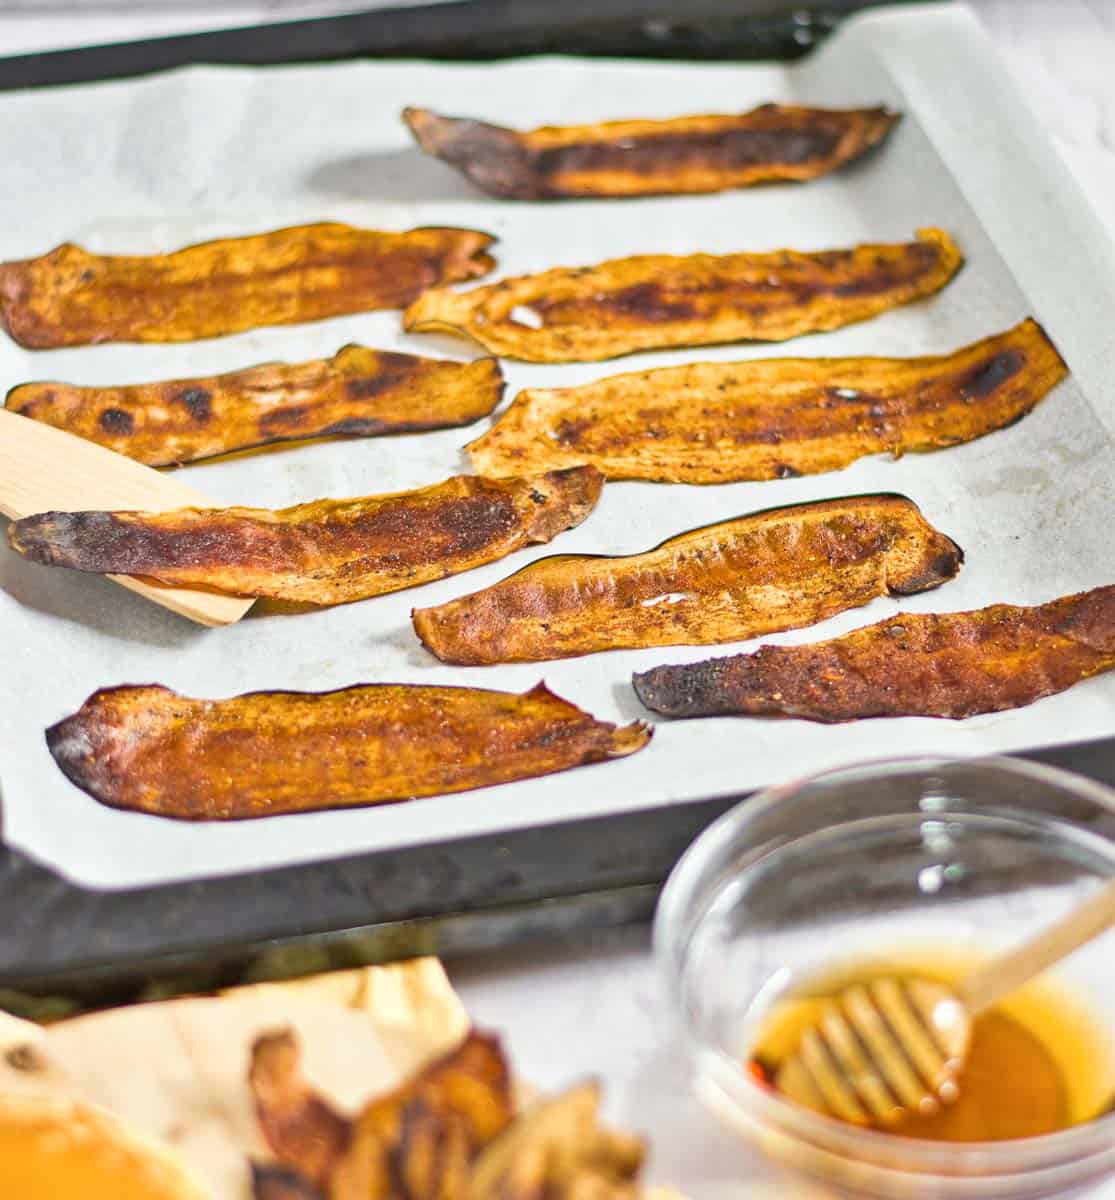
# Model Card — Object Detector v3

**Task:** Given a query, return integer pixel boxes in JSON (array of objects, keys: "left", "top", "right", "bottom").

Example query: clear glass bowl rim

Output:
[{"left": 654, "top": 753, "right": 1115, "bottom": 1174}]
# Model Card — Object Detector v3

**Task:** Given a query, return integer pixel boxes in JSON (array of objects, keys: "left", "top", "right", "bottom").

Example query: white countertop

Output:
[{"left": 3, "top": 2, "right": 1115, "bottom": 1194}]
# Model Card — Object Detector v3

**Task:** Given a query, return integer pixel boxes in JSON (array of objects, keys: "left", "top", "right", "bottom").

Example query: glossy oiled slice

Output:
[
  {"left": 0, "top": 222, "right": 496, "bottom": 348},
  {"left": 402, "top": 103, "right": 899, "bottom": 199},
  {"left": 403, "top": 228, "right": 962, "bottom": 363},
  {"left": 8, "top": 349, "right": 504, "bottom": 467},
  {"left": 632, "top": 585, "right": 1115, "bottom": 721},
  {"left": 412, "top": 494, "right": 962, "bottom": 664},
  {"left": 8, "top": 467, "right": 602, "bottom": 606},
  {"left": 468, "top": 320, "right": 1066, "bottom": 483},
  {"left": 46, "top": 681, "right": 651, "bottom": 820}
]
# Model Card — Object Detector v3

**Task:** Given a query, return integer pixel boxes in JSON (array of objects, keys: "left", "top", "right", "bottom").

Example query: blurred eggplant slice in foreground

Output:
[
  {"left": 468, "top": 319, "right": 1066, "bottom": 483},
  {"left": 633, "top": 586, "right": 1115, "bottom": 722},
  {"left": 403, "top": 228, "right": 962, "bottom": 362},
  {"left": 251, "top": 1029, "right": 514, "bottom": 1197},
  {"left": 45, "top": 681, "right": 651, "bottom": 819},
  {"left": 249, "top": 1028, "right": 646, "bottom": 1200},
  {"left": 413, "top": 494, "right": 963, "bottom": 664},
  {"left": 0, "top": 222, "right": 497, "bottom": 348},
  {"left": 402, "top": 103, "right": 899, "bottom": 199},
  {"left": 8, "top": 349, "right": 504, "bottom": 467},
  {"left": 9, "top": 467, "right": 602, "bottom": 606}
]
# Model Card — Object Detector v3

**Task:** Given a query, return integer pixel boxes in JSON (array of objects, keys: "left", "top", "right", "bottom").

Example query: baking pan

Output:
[
  {"left": 0, "top": 0, "right": 915, "bottom": 91},
  {"left": 1, "top": 1, "right": 1113, "bottom": 1002}
]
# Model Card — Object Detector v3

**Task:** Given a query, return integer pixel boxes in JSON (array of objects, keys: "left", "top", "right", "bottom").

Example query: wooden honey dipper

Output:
[{"left": 776, "top": 877, "right": 1115, "bottom": 1126}]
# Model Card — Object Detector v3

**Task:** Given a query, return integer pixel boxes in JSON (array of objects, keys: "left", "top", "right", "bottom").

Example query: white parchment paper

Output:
[{"left": 1, "top": 3, "right": 1114, "bottom": 889}]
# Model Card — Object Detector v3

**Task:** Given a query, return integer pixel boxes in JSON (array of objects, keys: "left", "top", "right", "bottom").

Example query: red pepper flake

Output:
[{"left": 747, "top": 1058, "right": 774, "bottom": 1089}]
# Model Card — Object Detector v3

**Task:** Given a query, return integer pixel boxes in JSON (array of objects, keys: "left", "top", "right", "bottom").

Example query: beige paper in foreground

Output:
[
  {"left": 0, "top": 958, "right": 469, "bottom": 1199},
  {"left": 0, "top": 959, "right": 685, "bottom": 1199}
]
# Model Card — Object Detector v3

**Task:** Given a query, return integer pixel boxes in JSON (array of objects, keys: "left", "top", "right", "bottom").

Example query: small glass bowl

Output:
[{"left": 655, "top": 756, "right": 1115, "bottom": 1199}]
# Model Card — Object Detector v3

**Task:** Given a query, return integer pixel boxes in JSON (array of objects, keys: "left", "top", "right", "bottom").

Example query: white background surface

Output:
[{"left": 2, "top": 3, "right": 1115, "bottom": 1195}]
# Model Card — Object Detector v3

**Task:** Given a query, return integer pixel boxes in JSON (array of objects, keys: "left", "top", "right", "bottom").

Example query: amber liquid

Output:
[{"left": 747, "top": 949, "right": 1115, "bottom": 1142}]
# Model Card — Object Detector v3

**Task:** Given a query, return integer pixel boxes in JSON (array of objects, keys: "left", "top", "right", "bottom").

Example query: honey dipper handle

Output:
[{"left": 957, "top": 877, "right": 1115, "bottom": 1015}]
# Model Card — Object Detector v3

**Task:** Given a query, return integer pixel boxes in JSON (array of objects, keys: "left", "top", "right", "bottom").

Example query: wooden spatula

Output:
[
  {"left": 776, "top": 876, "right": 1115, "bottom": 1126},
  {"left": 0, "top": 409, "right": 252, "bottom": 626}
]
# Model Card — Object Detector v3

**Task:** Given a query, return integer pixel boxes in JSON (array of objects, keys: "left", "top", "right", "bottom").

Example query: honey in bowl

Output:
[{"left": 747, "top": 947, "right": 1115, "bottom": 1142}]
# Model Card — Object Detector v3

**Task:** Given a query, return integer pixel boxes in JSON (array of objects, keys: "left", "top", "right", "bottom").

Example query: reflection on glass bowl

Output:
[{"left": 655, "top": 756, "right": 1115, "bottom": 1199}]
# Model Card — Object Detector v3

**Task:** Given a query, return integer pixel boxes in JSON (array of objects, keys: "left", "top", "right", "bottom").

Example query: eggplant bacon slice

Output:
[
  {"left": 403, "top": 228, "right": 962, "bottom": 363},
  {"left": 468, "top": 319, "right": 1066, "bottom": 484},
  {"left": 8, "top": 467, "right": 602, "bottom": 606},
  {"left": 8, "top": 349, "right": 504, "bottom": 468},
  {"left": 250, "top": 1028, "right": 514, "bottom": 1199},
  {"left": 402, "top": 103, "right": 899, "bottom": 200},
  {"left": 633, "top": 585, "right": 1115, "bottom": 723},
  {"left": 45, "top": 681, "right": 651, "bottom": 819},
  {"left": 468, "top": 1083, "right": 645, "bottom": 1200},
  {"left": 412, "top": 494, "right": 963, "bottom": 665},
  {"left": 249, "top": 1029, "right": 644, "bottom": 1200},
  {"left": 0, "top": 222, "right": 496, "bottom": 349}
]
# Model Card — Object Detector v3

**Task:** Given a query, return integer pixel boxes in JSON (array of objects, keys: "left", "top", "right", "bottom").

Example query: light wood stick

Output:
[
  {"left": 957, "top": 877, "right": 1115, "bottom": 1014},
  {"left": 0, "top": 409, "right": 252, "bottom": 626}
]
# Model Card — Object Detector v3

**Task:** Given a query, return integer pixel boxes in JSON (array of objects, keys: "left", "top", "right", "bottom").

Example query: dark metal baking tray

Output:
[
  {"left": 3, "top": 735, "right": 1115, "bottom": 1013},
  {"left": 0, "top": 0, "right": 921, "bottom": 91},
  {"left": 2, "top": 0, "right": 1112, "bottom": 1009}
]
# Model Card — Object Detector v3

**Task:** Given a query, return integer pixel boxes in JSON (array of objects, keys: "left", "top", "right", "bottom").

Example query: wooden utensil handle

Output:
[
  {"left": 0, "top": 409, "right": 251, "bottom": 626},
  {"left": 957, "top": 877, "right": 1115, "bottom": 1015}
]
